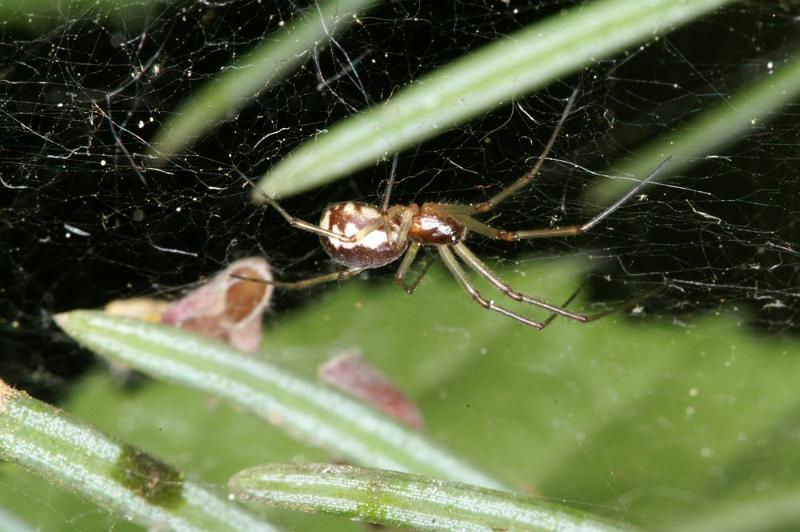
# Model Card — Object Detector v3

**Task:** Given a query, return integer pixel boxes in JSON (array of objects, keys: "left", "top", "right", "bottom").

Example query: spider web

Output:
[
  {"left": 1, "top": 0, "right": 799, "bottom": 527},
  {"left": 2, "top": 0, "right": 799, "bottom": 395}
]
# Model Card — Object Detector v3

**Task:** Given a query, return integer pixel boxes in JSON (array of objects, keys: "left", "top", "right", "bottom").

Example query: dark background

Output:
[{"left": 1, "top": 0, "right": 799, "bottom": 401}]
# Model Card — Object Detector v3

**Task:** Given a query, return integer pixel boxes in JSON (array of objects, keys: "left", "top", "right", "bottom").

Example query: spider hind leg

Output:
[{"left": 231, "top": 267, "right": 366, "bottom": 290}]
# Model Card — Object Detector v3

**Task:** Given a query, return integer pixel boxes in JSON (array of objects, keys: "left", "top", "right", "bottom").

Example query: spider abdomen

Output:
[
  {"left": 319, "top": 201, "right": 408, "bottom": 268},
  {"left": 408, "top": 204, "right": 468, "bottom": 245}
]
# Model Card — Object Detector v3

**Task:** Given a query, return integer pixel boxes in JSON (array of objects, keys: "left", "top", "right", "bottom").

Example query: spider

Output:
[{"left": 243, "top": 90, "right": 671, "bottom": 328}]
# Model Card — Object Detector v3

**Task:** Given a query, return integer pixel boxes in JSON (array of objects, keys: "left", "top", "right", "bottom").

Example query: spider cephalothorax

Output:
[
  {"left": 407, "top": 203, "right": 468, "bottom": 245},
  {"left": 247, "top": 89, "right": 669, "bottom": 328}
]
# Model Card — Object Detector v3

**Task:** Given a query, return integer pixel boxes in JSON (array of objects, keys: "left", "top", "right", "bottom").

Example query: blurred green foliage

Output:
[{"left": 4, "top": 257, "right": 800, "bottom": 530}]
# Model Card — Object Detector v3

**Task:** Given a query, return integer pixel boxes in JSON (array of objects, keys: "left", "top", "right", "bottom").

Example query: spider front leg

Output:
[
  {"left": 514, "top": 156, "right": 671, "bottom": 239},
  {"left": 452, "top": 156, "right": 672, "bottom": 242},
  {"left": 470, "top": 88, "right": 579, "bottom": 214}
]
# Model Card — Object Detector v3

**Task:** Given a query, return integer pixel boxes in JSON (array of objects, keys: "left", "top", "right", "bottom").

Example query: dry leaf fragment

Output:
[
  {"left": 319, "top": 350, "right": 425, "bottom": 430},
  {"left": 160, "top": 257, "right": 274, "bottom": 353}
]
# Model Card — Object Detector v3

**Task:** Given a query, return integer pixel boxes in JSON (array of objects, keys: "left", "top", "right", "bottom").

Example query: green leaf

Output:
[
  {"left": 0, "top": 371, "right": 354, "bottom": 531},
  {"left": 53, "top": 311, "right": 504, "bottom": 490},
  {"left": 0, "top": 507, "right": 33, "bottom": 532},
  {"left": 254, "top": 0, "right": 736, "bottom": 199},
  {"left": 149, "top": 0, "right": 380, "bottom": 161},
  {"left": 0, "top": 380, "right": 275, "bottom": 532},
  {"left": 230, "top": 463, "right": 634, "bottom": 531},
  {"left": 585, "top": 46, "right": 800, "bottom": 205},
  {"left": 679, "top": 491, "right": 800, "bottom": 532},
  {"left": 255, "top": 258, "right": 800, "bottom": 529},
  {"left": 47, "top": 255, "right": 800, "bottom": 530}
]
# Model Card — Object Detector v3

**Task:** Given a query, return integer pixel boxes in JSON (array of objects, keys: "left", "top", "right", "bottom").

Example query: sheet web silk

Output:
[{"left": 1, "top": 0, "right": 799, "bottom": 400}]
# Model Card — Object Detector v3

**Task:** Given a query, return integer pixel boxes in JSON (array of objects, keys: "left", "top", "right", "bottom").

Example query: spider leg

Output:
[
  {"left": 264, "top": 195, "right": 405, "bottom": 247},
  {"left": 390, "top": 206, "right": 414, "bottom": 252},
  {"left": 381, "top": 213, "right": 394, "bottom": 247},
  {"left": 266, "top": 195, "right": 389, "bottom": 244},
  {"left": 440, "top": 208, "right": 579, "bottom": 241},
  {"left": 539, "top": 279, "right": 588, "bottom": 329},
  {"left": 267, "top": 195, "right": 372, "bottom": 242},
  {"left": 452, "top": 242, "right": 659, "bottom": 324},
  {"left": 394, "top": 242, "right": 419, "bottom": 293},
  {"left": 237, "top": 167, "right": 374, "bottom": 243},
  {"left": 394, "top": 242, "right": 435, "bottom": 294},
  {"left": 232, "top": 267, "right": 366, "bottom": 290},
  {"left": 513, "top": 156, "right": 672, "bottom": 239},
  {"left": 438, "top": 245, "right": 545, "bottom": 329},
  {"left": 542, "top": 283, "right": 664, "bottom": 329},
  {"left": 442, "top": 212, "right": 520, "bottom": 241},
  {"left": 451, "top": 156, "right": 672, "bottom": 241},
  {"left": 452, "top": 242, "right": 604, "bottom": 322},
  {"left": 470, "top": 88, "right": 579, "bottom": 214},
  {"left": 381, "top": 153, "right": 400, "bottom": 212},
  {"left": 351, "top": 218, "right": 390, "bottom": 243},
  {"left": 380, "top": 154, "right": 400, "bottom": 247}
]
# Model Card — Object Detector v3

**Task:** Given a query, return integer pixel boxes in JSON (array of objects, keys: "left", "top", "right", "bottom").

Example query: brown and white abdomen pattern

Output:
[{"left": 319, "top": 201, "right": 407, "bottom": 268}]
